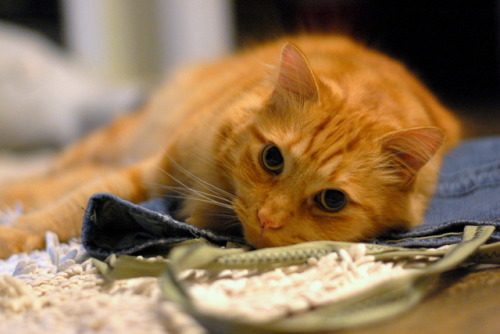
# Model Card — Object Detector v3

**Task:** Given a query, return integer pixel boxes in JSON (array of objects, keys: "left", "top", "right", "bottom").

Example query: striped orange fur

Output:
[{"left": 0, "top": 35, "right": 460, "bottom": 256}]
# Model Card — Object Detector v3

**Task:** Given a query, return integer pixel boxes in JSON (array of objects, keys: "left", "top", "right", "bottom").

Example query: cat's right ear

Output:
[
  {"left": 380, "top": 127, "right": 445, "bottom": 186},
  {"left": 271, "top": 43, "right": 320, "bottom": 104}
]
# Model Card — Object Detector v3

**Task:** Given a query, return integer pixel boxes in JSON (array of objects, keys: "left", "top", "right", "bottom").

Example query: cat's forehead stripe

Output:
[
  {"left": 317, "top": 155, "right": 342, "bottom": 178},
  {"left": 288, "top": 115, "right": 332, "bottom": 156},
  {"left": 309, "top": 133, "right": 362, "bottom": 178},
  {"left": 302, "top": 115, "right": 333, "bottom": 155},
  {"left": 312, "top": 115, "right": 333, "bottom": 138},
  {"left": 287, "top": 133, "right": 309, "bottom": 156},
  {"left": 320, "top": 132, "right": 360, "bottom": 163},
  {"left": 309, "top": 134, "right": 344, "bottom": 163},
  {"left": 248, "top": 124, "right": 266, "bottom": 143},
  {"left": 317, "top": 149, "right": 342, "bottom": 170}
]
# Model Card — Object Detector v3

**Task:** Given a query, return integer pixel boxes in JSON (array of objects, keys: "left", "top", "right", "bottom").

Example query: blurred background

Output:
[{"left": 0, "top": 0, "right": 498, "bottom": 151}]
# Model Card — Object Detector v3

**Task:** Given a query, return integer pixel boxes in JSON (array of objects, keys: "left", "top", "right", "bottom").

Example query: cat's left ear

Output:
[
  {"left": 381, "top": 127, "right": 445, "bottom": 185},
  {"left": 271, "top": 43, "right": 320, "bottom": 103}
]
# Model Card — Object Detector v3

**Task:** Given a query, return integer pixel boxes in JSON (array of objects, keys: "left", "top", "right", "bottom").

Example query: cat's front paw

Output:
[{"left": 0, "top": 226, "right": 44, "bottom": 259}]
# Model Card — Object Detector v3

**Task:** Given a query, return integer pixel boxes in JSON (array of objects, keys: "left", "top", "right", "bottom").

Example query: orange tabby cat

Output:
[{"left": 0, "top": 35, "right": 460, "bottom": 258}]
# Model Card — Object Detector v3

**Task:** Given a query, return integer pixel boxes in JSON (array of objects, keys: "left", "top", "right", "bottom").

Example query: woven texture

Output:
[{"left": 0, "top": 232, "right": 413, "bottom": 333}]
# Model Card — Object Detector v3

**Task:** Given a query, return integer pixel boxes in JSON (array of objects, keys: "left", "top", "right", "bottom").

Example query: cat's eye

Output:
[
  {"left": 314, "top": 189, "right": 348, "bottom": 212},
  {"left": 260, "top": 144, "right": 284, "bottom": 175}
]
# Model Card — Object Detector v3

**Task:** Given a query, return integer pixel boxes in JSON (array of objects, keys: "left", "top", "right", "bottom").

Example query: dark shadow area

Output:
[
  {"left": 2, "top": 0, "right": 498, "bottom": 137},
  {"left": 235, "top": 0, "right": 500, "bottom": 137}
]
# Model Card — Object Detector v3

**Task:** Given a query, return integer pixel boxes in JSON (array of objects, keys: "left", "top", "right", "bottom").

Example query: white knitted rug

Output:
[
  {"left": 0, "top": 233, "right": 205, "bottom": 334},
  {"left": 0, "top": 232, "right": 410, "bottom": 334}
]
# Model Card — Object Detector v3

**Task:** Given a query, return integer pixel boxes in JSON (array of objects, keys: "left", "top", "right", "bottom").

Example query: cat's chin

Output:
[
  {"left": 246, "top": 234, "right": 275, "bottom": 249},
  {"left": 242, "top": 225, "right": 298, "bottom": 248},
  {"left": 242, "top": 226, "right": 278, "bottom": 249}
]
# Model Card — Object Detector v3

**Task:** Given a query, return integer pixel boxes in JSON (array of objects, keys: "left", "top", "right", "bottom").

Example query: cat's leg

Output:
[
  {"left": 0, "top": 164, "right": 116, "bottom": 212},
  {"left": 0, "top": 156, "right": 164, "bottom": 258}
]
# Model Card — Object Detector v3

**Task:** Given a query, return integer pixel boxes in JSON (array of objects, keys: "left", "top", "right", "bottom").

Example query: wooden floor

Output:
[{"left": 339, "top": 266, "right": 500, "bottom": 334}]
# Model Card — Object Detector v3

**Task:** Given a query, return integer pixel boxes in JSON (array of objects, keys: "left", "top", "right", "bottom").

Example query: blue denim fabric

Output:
[
  {"left": 81, "top": 194, "right": 245, "bottom": 259},
  {"left": 82, "top": 137, "right": 500, "bottom": 258},
  {"left": 377, "top": 136, "right": 500, "bottom": 247}
]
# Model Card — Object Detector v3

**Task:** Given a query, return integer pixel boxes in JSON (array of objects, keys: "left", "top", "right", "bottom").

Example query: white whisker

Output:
[
  {"left": 165, "top": 193, "right": 234, "bottom": 210},
  {"left": 221, "top": 220, "right": 244, "bottom": 232},
  {"left": 157, "top": 168, "right": 223, "bottom": 205},
  {"left": 166, "top": 157, "right": 236, "bottom": 200},
  {"left": 202, "top": 212, "right": 239, "bottom": 220},
  {"left": 149, "top": 157, "right": 242, "bottom": 227},
  {"left": 160, "top": 184, "right": 234, "bottom": 205},
  {"left": 161, "top": 184, "right": 233, "bottom": 210}
]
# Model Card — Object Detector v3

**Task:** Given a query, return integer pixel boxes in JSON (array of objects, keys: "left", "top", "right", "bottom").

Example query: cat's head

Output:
[{"left": 225, "top": 43, "right": 444, "bottom": 248}]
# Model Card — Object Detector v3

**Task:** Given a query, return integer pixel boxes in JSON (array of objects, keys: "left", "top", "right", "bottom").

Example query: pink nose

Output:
[{"left": 258, "top": 209, "right": 283, "bottom": 230}]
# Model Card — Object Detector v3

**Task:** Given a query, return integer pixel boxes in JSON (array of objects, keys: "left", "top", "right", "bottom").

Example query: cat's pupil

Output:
[
  {"left": 261, "top": 144, "right": 284, "bottom": 174},
  {"left": 265, "top": 146, "right": 283, "bottom": 167},
  {"left": 315, "top": 189, "right": 348, "bottom": 212}
]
